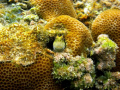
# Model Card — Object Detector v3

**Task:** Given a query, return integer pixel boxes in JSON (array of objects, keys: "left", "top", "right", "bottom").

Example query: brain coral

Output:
[
  {"left": 30, "top": 0, "right": 76, "bottom": 21},
  {"left": 0, "top": 23, "right": 62, "bottom": 90},
  {"left": 91, "top": 9, "right": 120, "bottom": 71},
  {"left": 45, "top": 15, "right": 93, "bottom": 56},
  {"left": 0, "top": 53, "right": 62, "bottom": 90}
]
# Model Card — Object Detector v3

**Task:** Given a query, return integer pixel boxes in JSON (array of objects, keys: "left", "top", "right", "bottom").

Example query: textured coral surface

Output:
[
  {"left": 45, "top": 15, "right": 93, "bottom": 56},
  {"left": 91, "top": 9, "right": 120, "bottom": 71},
  {"left": 30, "top": 0, "right": 76, "bottom": 21},
  {"left": 0, "top": 23, "right": 62, "bottom": 90},
  {"left": 0, "top": 54, "right": 61, "bottom": 90}
]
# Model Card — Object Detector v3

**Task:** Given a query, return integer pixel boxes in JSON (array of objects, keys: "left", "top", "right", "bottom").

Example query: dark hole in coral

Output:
[{"left": 46, "top": 37, "right": 55, "bottom": 51}]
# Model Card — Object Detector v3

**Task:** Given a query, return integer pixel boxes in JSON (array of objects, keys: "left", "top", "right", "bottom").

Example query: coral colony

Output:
[{"left": 0, "top": 0, "right": 120, "bottom": 90}]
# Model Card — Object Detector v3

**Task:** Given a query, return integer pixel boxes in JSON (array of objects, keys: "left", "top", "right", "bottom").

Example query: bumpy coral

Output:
[
  {"left": 91, "top": 34, "right": 118, "bottom": 70},
  {"left": 52, "top": 52, "right": 95, "bottom": 89},
  {"left": 0, "top": 3, "right": 23, "bottom": 24},
  {"left": 0, "top": 23, "right": 62, "bottom": 89},
  {"left": 91, "top": 9, "right": 120, "bottom": 71},
  {"left": 0, "top": 23, "right": 38, "bottom": 65},
  {"left": 45, "top": 15, "right": 93, "bottom": 56},
  {"left": 96, "top": 71, "right": 120, "bottom": 90},
  {"left": 29, "top": 0, "right": 76, "bottom": 21}
]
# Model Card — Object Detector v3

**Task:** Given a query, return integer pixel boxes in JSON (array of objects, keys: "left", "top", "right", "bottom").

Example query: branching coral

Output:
[
  {"left": 45, "top": 15, "right": 93, "bottom": 56},
  {"left": 91, "top": 9, "right": 120, "bottom": 71},
  {"left": 29, "top": 0, "right": 77, "bottom": 21}
]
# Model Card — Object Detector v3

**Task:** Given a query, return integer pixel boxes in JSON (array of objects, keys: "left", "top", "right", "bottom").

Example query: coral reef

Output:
[
  {"left": 0, "top": 22, "right": 62, "bottom": 89},
  {"left": 45, "top": 15, "right": 93, "bottom": 56},
  {"left": 52, "top": 52, "right": 95, "bottom": 89},
  {"left": 96, "top": 71, "right": 120, "bottom": 90},
  {"left": 52, "top": 34, "right": 119, "bottom": 90},
  {"left": 0, "top": 4, "right": 23, "bottom": 24},
  {"left": 0, "top": 52, "right": 62, "bottom": 90},
  {"left": 91, "top": 34, "right": 118, "bottom": 70},
  {"left": 29, "top": 0, "right": 77, "bottom": 21},
  {"left": 0, "top": 0, "right": 120, "bottom": 90},
  {"left": 91, "top": 9, "right": 120, "bottom": 71},
  {"left": 0, "top": 22, "right": 39, "bottom": 65},
  {"left": 73, "top": 0, "right": 104, "bottom": 27}
]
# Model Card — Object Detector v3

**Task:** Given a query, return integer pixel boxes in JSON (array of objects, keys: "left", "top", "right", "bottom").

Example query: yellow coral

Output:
[
  {"left": 0, "top": 53, "right": 62, "bottom": 90},
  {"left": 30, "top": 0, "right": 76, "bottom": 21},
  {"left": 91, "top": 9, "right": 120, "bottom": 71},
  {"left": 45, "top": 15, "right": 93, "bottom": 56},
  {"left": 0, "top": 23, "right": 62, "bottom": 89}
]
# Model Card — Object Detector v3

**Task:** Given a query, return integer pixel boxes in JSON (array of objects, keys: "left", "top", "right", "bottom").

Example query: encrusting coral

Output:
[
  {"left": 45, "top": 15, "right": 93, "bottom": 56},
  {"left": 0, "top": 22, "right": 37, "bottom": 65},
  {"left": 96, "top": 71, "right": 120, "bottom": 90},
  {"left": 52, "top": 52, "right": 95, "bottom": 89},
  {"left": 91, "top": 34, "right": 118, "bottom": 70},
  {"left": 29, "top": 0, "right": 77, "bottom": 21},
  {"left": 91, "top": 9, "right": 120, "bottom": 71}
]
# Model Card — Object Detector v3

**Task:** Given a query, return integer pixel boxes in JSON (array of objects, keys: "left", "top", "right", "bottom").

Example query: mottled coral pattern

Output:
[
  {"left": 91, "top": 9, "right": 120, "bottom": 71},
  {"left": 45, "top": 15, "right": 93, "bottom": 56},
  {"left": 30, "top": 0, "right": 76, "bottom": 21}
]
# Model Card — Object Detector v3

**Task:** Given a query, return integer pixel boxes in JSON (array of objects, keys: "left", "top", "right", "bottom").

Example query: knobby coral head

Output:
[
  {"left": 29, "top": 0, "right": 77, "bottom": 21},
  {"left": 45, "top": 15, "right": 93, "bottom": 56}
]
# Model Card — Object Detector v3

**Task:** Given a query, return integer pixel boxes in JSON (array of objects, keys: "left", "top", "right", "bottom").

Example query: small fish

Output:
[{"left": 53, "top": 35, "right": 65, "bottom": 52}]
